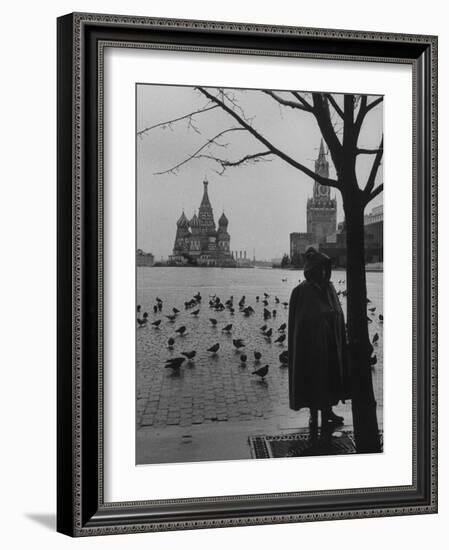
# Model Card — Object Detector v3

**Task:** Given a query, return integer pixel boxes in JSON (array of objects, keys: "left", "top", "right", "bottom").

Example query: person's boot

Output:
[{"left": 322, "top": 407, "right": 344, "bottom": 426}]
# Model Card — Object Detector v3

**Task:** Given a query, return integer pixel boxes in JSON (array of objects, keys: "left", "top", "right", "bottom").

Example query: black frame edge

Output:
[{"left": 57, "top": 12, "right": 75, "bottom": 537}]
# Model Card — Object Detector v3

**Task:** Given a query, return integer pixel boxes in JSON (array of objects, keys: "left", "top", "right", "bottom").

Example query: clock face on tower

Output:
[{"left": 318, "top": 184, "right": 328, "bottom": 197}]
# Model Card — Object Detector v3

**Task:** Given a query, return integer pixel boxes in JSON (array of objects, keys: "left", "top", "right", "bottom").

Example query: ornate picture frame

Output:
[{"left": 57, "top": 12, "right": 437, "bottom": 536}]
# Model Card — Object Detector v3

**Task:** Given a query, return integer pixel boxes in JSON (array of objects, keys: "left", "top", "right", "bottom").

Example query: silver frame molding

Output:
[{"left": 57, "top": 12, "right": 438, "bottom": 537}]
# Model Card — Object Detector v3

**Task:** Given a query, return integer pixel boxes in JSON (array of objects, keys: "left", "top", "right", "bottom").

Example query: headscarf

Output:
[{"left": 303, "top": 246, "right": 332, "bottom": 285}]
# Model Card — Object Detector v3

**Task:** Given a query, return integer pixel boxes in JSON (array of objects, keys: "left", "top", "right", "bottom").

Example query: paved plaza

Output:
[{"left": 136, "top": 267, "right": 383, "bottom": 464}]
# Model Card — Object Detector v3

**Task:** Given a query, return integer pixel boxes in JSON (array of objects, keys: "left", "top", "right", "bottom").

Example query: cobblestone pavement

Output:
[{"left": 136, "top": 267, "right": 383, "bottom": 463}]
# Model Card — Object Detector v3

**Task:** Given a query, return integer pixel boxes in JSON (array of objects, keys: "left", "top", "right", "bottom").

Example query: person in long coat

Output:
[{"left": 288, "top": 247, "right": 350, "bottom": 429}]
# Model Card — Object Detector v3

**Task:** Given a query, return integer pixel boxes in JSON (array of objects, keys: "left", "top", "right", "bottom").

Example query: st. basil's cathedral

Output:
[{"left": 169, "top": 178, "right": 236, "bottom": 267}]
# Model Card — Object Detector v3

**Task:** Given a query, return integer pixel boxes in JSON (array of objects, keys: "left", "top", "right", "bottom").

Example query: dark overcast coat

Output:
[{"left": 288, "top": 279, "right": 350, "bottom": 411}]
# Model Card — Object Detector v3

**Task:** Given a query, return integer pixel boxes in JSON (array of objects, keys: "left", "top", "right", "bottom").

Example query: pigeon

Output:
[
  {"left": 369, "top": 307, "right": 376, "bottom": 313},
  {"left": 165, "top": 357, "right": 185, "bottom": 370},
  {"left": 222, "top": 324, "right": 233, "bottom": 333},
  {"left": 275, "top": 297, "right": 280, "bottom": 304},
  {"left": 207, "top": 343, "right": 220, "bottom": 354},
  {"left": 209, "top": 318, "right": 218, "bottom": 326},
  {"left": 256, "top": 296, "right": 260, "bottom": 302},
  {"left": 137, "top": 305, "right": 141, "bottom": 313},
  {"left": 282, "top": 302, "right": 289, "bottom": 308},
  {"left": 153, "top": 305, "right": 158, "bottom": 314},
  {"left": 136, "top": 318, "right": 147, "bottom": 327},
  {"left": 260, "top": 325, "right": 267, "bottom": 332},
  {"left": 233, "top": 339, "right": 245, "bottom": 349},
  {"left": 190, "top": 309, "right": 200, "bottom": 316},
  {"left": 157, "top": 302, "right": 163, "bottom": 312},
  {"left": 252, "top": 365, "right": 269, "bottom": 380},
  {"left": 367, "top": 317, "right": 373, "bottom": 323},
  {"left": 278, "top": 323, "right": 286, "bottom": 332},
  {"left": 240, "top": 354, "right": 247, "bottom": 364},
  {"left": 151, "top": 319, "right": 162, "bottom": 327},
  {"left": 143, "top": 312, "right": 149, "bottom": 319},
  {"left": 181, "top": 351, "right": 197, "bottom": 360},
  {"left": 379, "top": 314, "right": 384, "bottom": 321},
  {"left": 264, "top": 293, "right": 270, "bottom": 298},
  {"left": 166, "top": 314, "right": 177, "bottom": 322},
  {"left": 372, "top": 332, "right": 379, "bottom": 344},
  {"left": 175, "top": 326, "right": 187, "bottom": 335},
  {"left": 274, "top": 334, "right": 286, "bottom": 344},
  {"left": 272, "top": 310, "right": 277, "bottom": 317},
  {"left": 265, "top": 328, "right": 273, "bottom": 338},
  {"left": 263, "top": 300, "right": 269, "bottom": 307},
  {"left": 279, "top": 350, "right": 288, "bottom": 364},
  {"left": 254, "top": 351, "right": 262, "bottom": 361},
  {"left": 172, "top": 307, "right": 180, "bottom": 314},
  {"left": 167, "top": 337, "right": 175, "bottom": 348}
]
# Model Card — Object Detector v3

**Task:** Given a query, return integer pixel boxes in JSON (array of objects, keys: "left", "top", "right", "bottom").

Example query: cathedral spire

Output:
[
  {"left": 198, "top": 176, "right": 215, "bottom": 231},
  {"left": 200, "top": 177, "right": 212, "bottom": 210}
]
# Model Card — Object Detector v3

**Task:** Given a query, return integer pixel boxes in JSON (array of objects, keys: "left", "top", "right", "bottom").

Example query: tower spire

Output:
[{"left": 318, "top": 138, "right": 326, "bottom": 160}]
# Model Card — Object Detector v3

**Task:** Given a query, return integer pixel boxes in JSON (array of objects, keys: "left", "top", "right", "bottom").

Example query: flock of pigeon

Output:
[
  {"left": 136, "top": 279, "right": 383, "bottom": 381},
  {"left": 136, "top": 289, "right": 293, "bottom": 382}
]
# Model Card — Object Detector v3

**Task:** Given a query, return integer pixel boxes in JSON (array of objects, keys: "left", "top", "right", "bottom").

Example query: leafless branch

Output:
[
  {"left": 365, "top": 96, "right": 384, "bottom": 114},
  {"left": 197, "top": 87, "right": 340, "bottom": 189},
  {"left": 262, "top": 90, "right": 312, "bottom": 112},
  {"left": 357, "top": 147, "right": 383, "bottom": 155},
  {"left": 312, "top": 93, "right": 343, "bottom": 169},
  {"left": 367, "top": 183, "right": 383, "bottom": 203},
  {"left": 136, "top": 104, "right": 218, "bottom": 137},
  {"left": 325, "top": 94, "right": 344, "bottom": 119},
  {"left": 219, "top": 89, "right": 252, "bottom": 122},
  {"left": 355, "top": 95, "right": 383, "bottom": 136},
  {"left": 291, "top": 91, "right": 314, "bottom": 111},
  {"left": 363, "top": 136, "right": 384, "bottom": 197},
  {"left": 153, "top": 127, "right": 245, "bottom": 175},
  {"left": 198, "top": 151, "right": 273, "bottom": 175}
]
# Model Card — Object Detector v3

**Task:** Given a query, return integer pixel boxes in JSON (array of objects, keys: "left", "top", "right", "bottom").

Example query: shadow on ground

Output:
[{"left": 25, "top": 513, "right": 56, "bottom": 531}]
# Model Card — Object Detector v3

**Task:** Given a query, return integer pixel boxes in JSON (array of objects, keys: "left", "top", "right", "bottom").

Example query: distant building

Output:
[
  {"left": 290, "top": 232, "right": 315, "bottom": 265},
  {"left": 364, "top": 204, "right": 383, "bottom": 263},
  {"left": 136, "top": 249, "right": 154, "bottom": 267},
  {"left": 233, "top": 250, "right": 253, "bottom": 267},
  {"left": 319, "top": 206, "right": 383, "bottom": 266},
  {"left": 169, "top": 178, "right": 236, "bottom": 267}
]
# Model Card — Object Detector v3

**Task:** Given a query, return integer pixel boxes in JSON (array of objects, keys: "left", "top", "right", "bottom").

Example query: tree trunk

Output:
[{"left": 344, "top": 194, "right": 381, "bottom": 453}]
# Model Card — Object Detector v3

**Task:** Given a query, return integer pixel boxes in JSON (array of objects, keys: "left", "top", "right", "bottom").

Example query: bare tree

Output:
[{"left": 139, "top": 87, "right": 383, "bottom": 453}]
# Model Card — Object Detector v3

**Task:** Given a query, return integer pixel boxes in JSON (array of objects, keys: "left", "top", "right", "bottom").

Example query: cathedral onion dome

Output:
[
  {"left": 176, "top": 211, "right": 189, "bottom": 228},
  {"left": 218, "top": 212, "right": 229, "bottom": 226},
  {"left": 190, "top": 213, "right": 200, "bottom": 228}
]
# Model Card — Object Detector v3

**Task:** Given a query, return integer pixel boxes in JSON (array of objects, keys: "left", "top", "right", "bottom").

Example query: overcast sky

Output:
[{"left": 137, "top": 85, "right": 383, "bottom": 260}]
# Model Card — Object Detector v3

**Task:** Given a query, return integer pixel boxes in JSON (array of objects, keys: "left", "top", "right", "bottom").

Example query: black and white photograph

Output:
[{"left": 135, "top": 84, "right": 384, "bottom": 464}]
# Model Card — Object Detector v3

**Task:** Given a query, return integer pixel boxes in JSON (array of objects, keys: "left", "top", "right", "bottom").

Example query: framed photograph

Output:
[{"left": 57, "top": 12, "right": 437, "bottom": 536}]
